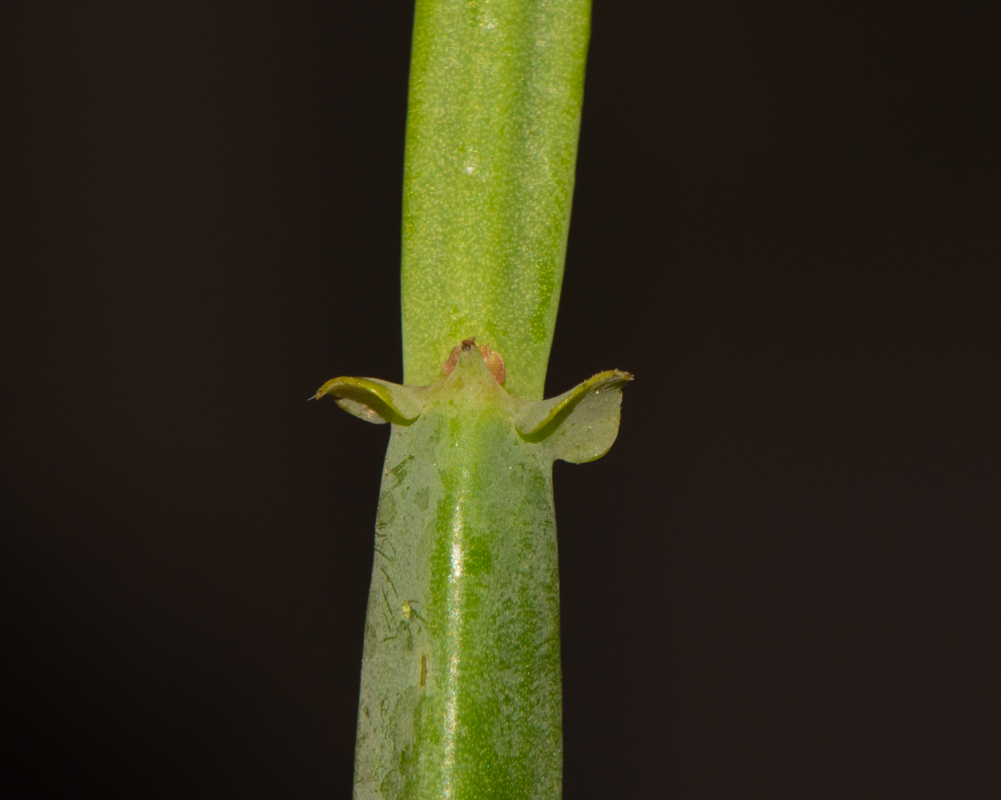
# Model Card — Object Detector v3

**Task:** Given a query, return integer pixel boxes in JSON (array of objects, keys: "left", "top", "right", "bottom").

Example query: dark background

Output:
[{"left": 2, "top": 1, "right": 998, "bottom": 797}]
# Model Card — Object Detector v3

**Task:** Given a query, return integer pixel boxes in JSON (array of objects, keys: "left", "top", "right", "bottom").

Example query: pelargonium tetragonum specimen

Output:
[{"left": 316, "top": 339, "right": 630, "bottom": 799}]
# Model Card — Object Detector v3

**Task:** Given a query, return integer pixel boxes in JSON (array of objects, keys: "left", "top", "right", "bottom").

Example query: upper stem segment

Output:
[{"left": 401, "top": 0, "right": 592, "bottom": 400}]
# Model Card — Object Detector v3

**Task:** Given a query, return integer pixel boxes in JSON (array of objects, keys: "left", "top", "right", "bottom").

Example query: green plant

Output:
[{"left": 317, "top": 1, "right": 629, "bottom": 797}]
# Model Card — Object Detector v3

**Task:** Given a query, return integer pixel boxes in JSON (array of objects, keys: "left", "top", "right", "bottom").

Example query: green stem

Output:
[
  {"left": 316, "top": 4, "right": 626, "bottom": 798},
  {"left": 401, "top": 0, "right": 592, "bottom": 399}
]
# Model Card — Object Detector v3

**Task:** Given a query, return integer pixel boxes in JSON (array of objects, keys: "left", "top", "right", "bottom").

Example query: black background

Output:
[{"left": 2, "top": 1, "right": 999, "bottom": 797}]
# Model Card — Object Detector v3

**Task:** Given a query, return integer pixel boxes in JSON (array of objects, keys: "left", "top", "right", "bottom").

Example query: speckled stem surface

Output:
[{"left": 401, "top": 0, "right": 592, "bottom": 400}]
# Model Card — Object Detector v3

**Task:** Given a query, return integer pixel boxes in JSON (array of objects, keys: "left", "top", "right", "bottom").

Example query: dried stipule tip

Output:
[
  {"left": 441, "top": 339, "right": 506, "bottom": 385},
  {"left": 479, "top": 344, "right": 506, "bottom": 385}
]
